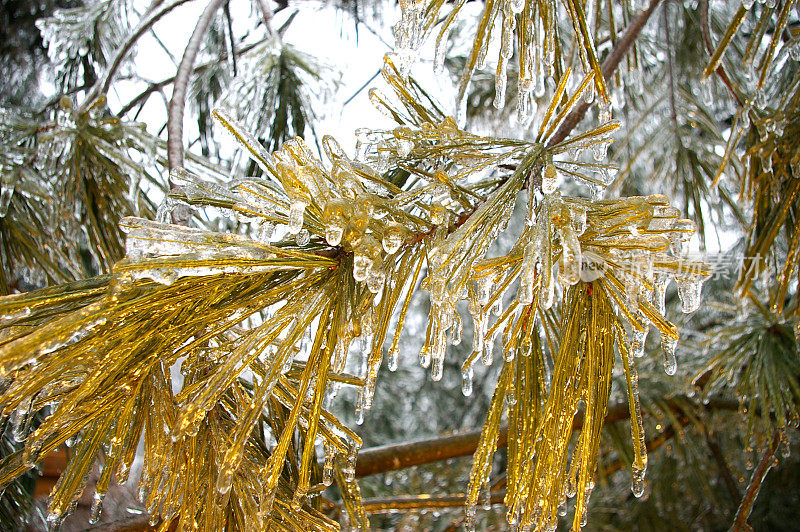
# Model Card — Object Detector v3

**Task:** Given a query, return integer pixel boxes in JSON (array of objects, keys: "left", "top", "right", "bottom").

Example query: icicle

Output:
[
  {"left": 88, "top": 491, "right": 105, "bottom": 525},
  {"left": 367, "top": 262, "right": 386, "bottom": 294},
  {"left": 558, "top": 225, "right": 582, "bottom": 286},
  {"left": 630, "top": 326, "right": 649, "bottom": 358},
  {"left": 382, "top": 222, "right": 405, "bottom": 254},
  {"left": 387, "top": 346, "right": 399, "bottom": 371},
  {"left": 462, "top": 365, "right": 474, "bottom": 396},
  {"left": 343, "top": 442, "right": 359, "bottom": 482},
  {"left": 662, "top": 336, "right": 678, "bottom": 375},
  {"left": 631, "top": 468, "right": 646, "bottom": 498},
  {"left": 353, "top": 252, "right": 373, "bottom": 283},
  {"left": 323, "top": 443, "right": 335, "bottom": 486},
  {"left": 451, "top": 313, "right": 463, "bottom": 346},
  {"left": 431, "top": 356, "right": 444, "bottom": 381},
  {"left": 518, "top": 268, "right": 535, "bottom": 305},
  {"left": 482, "top": 332, "right": 494, "bottom": 366},
  {"left": 419, "top": 346, "right": 431, "bottom": 368},
  {"left": 654, "top": 275, "right": 669, "bottom": 315},
  {"left": 434, "top": 26, "right": 451, "bottom": 74},
  {"left": 676, "top": 277, "right": 703, "bottom": 313},
  {"left": 288, "top": 200, "right": 307, "bottom": 234},
  {"left": 355, "top": 391, "right": 366, "bottom": 426},
  {"left": 570, "top": 205, "right": 587, "bottom": 236},
  {"left": 482, "top": 479, "right": 492, "bottom": 510},
  {"left": 257, "top": 221, "right": 275, "bottom": 243},
  {"left": 494, "top": 61, "right": 508, "bottom": 109},
  {"left": 216, "top": 459, "right": 237, "bottom": 495}
]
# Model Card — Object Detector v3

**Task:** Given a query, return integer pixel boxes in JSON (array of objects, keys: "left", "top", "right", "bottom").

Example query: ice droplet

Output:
[
  {"left": 325, "top": 224, "right": 343, "bottom": 247},
  {"left": 662, "top": 336, "right": 678, "bottom": 375},
  {"left": 353, "top": 252, "right": 372, "bottom": 282},
  {"left": 631, "top": 469, "right": 646, "bottom": 498},
  {"left": 382, "top": 223, "right": 405, "bottom": 254},
  {"left": 461, "top": 365, "right": 474, "bottom": 396}
]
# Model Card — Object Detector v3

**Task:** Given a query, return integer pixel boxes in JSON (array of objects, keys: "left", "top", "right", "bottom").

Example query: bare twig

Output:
[
  {"left": 167, "top": 0, "right": 227, "bottom": 172},
  {"left": 117, "top": 37, "right": 269, "bottom": 116},
  {"left": 549, "top": 0, "right": 663, "bottom": 147},
  {"left": 82, "top": 0, "right": 196, "bottom": 109},
  {"left": 730, "top": 430, "right": 782, "bottom": 532},
  {"left": 355, "top": 396, "right": 739, "bottom": 478}
]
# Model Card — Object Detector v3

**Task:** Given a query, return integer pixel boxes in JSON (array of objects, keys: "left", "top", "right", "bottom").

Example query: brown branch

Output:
[
  {"left": 355, "top": 396, "right": 739, "bottom": 478},
  {"left": 167, "top": 0, "right": 227, "bottom": 172},
  {"left": 549, "top": 0, "right": 663, "bottom": 147},
  {"left": 730, "top": 430, "right": 782, "bottom": 532},
  {"left": 82, "top": 0, "right": 196, "bottom": 109}
]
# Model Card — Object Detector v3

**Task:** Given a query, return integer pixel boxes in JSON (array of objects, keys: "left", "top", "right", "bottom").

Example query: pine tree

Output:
[{"left": 0, "top": 1, "right": 799, "bottom": 531}]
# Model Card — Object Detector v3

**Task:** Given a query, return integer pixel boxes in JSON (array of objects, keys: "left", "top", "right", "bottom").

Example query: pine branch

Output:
[
  {"left": 355, "top": 396, "right": 740, "bottom": 478},
  {"left": 82, "top": 0, "right": 196, "bottom": 108},
  {"left": 167, "top": 0, "right": 227, "bottom": 172},
  {"left": 730, "top": 430, "right": 782, "bottom": 532}
]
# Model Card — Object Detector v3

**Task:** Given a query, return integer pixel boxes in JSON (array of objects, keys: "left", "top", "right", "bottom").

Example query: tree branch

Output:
[
  {"left": 355, "top": 396, "right": 739, "bottom": 478},
  {"left": 117, "top": 37, "right": 269, "bottom": 116},
  {"left": 82, "top": 0, "right": 196, "bottom": 109},
  {"left": 730, "top": 430, "right": 781, "bottom": 531},
  {"left": 549, "top": 0, "right": 663, "bottom": 147},
  {"left": 167, "top": 0, "right": 227, "bottom": 172}
]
